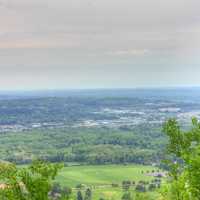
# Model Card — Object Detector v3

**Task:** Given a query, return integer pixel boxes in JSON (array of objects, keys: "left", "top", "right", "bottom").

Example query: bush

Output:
[
  {"left": 112, "top": 183, "right": 119, "bottom": 187},
  {"left": 122, "top": 180, "right": 131, "bottom": 190},
  {"left": 135, "top": 184, "right": 146, "bottom": 192},
  {"left": 121, "top": 192, "right": 132, "bottom": 200},
  {"left": 148, "top": 183, "right": 156, "bottom": 191}
]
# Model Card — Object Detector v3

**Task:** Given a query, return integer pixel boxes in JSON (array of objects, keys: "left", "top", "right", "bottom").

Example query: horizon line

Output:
[{"left": 0, "top": 85, "right": 200, "bottom": 93}]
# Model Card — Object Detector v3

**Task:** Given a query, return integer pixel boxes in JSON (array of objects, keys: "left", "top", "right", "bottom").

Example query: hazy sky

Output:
[{"left": 0, "top": 0, "right": 200, "bottom": 90}]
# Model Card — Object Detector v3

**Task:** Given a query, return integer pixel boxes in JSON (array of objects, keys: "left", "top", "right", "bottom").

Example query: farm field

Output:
[
  {"left": 56, "top": 164, "right": 159, "bottom": 187},
  {"left": 55, "top": 164, "right": 162, "bottom": 199}
]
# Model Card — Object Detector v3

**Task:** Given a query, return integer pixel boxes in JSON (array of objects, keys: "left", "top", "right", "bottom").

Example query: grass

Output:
[
  {"left": 55, "top": 164, "right": 162, "bottom": 199},
  {"left": 71, "top": 188, "right": 158, "bottom": 200},
  {"left": 55, "top": 164, "right": 159, "bottom": 187}
]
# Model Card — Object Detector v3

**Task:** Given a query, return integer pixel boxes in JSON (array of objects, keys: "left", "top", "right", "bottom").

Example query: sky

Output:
[{"left": 0, "top": 0, "right": 200, "bottom": 90}]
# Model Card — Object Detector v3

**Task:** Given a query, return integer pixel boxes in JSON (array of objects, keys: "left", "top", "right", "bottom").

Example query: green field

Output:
[
  {"left": 55, "top": 164, "right": 161, "bottom": 199},
  {"left": 56, "top": 164, "right": 158, "bottom": 187}
]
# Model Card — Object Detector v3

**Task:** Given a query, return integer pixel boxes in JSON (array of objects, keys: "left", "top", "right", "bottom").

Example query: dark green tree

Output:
[
  {"left": 60, "top": 186, "right": 72, "bottom": 200},
  {"left": 161, "top": 118, "right": 200, "bottom": 200},
  {"left": 77, "top": 190, "right": 83, "bottom": 200},
  {"left": 122, "top": 180, "right": 131, "bottom": 190},
  {"left": 84, "top": 188, "right": 92, "bottom": 200},
  {"left": 135, "top": 184, "right": 146, "bottom": 192}
]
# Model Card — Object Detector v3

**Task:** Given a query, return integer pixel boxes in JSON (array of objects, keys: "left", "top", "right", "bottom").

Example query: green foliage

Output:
[
  {"left": 161, "top": 117, "right": 200, "bottom": 200},
  {"left": 121, "top": 191, "right": 132, "bottom": 200},
  {"left": 51, "top": 182, "right": 72, "bottom": 200},
  {"left": 84, "top": 188, "right": 92, "bottom": 200},
  {"left": 0, "top": 126, "right": 166, "bottom": 165},
  {"left": 135, "top": 184, "right": 146, "bottom": 193},
  {"left": 77, "top": 191, "right": 83, "bottom": 200},
  {"left": 148, "top": 183, "right": 156, "bottom": 191},
  {"left": 0, "top": 160, "right": 62, "bottom": 200},
  {"left": 134, "top": 193, "right": 152, "bottom": 200},
  {"left": 122, "top": 181, "right": 131, "bottom": 191},
  {"left": 51, "top": 182, "right": 62, "bottom": 195},
  {"left": 60, "top": 186, "right": 72, "bottom": 200}
]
